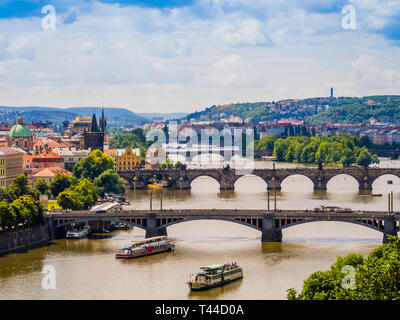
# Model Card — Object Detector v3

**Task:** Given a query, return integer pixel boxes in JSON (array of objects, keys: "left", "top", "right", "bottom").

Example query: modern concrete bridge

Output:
[
  {"left": 47, "top": 209, "right": 400, "bottom": 243},
  {"left": 118, "top": 167, "right": 400, "bottom": 191}
]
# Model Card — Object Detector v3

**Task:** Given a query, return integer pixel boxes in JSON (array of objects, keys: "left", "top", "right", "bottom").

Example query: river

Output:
[{"left": 0, "top": 159, "right": 399, "bottom": 299}]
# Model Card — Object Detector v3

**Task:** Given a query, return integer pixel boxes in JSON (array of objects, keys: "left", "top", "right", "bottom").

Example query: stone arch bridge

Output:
[
  {"left": 47, "top": 210, "right": 400, "bottom": 244},
  {"left": 118, "top": 167, "right": 400, "bottom": 191}
]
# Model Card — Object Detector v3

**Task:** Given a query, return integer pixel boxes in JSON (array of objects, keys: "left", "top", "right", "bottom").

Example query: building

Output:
[
  {"left": 117, "top": 148, "right": 141, "bottom": 171},
  {"left": 32, "top": 166, "right": 72, "bottom": 185},
  {"left": 82, "top": 111, "right": 107, "bottom": 152},
  {"left": 0, "top": 146, "right": 24, "bottom": 188},
  {"left": 52, "top": 147, "right": 91, "bottom": 171},
  {"left": 23, "top": 148, "right": 65, "bottom": 170},
  {"left": 65, "top": 117, "right": 92, "bottom": 136},
  {"left": 7, "top": 117, "right": 33, "bottom": 151},
  {"left": 373, "top": 131, "right": 388, "bottom": 145},
  {"left": 104, "top": 148, "right": 125, "bottom": 169},
  {"left": 33, "top": 139, "right": 64, "bottom": 151}
]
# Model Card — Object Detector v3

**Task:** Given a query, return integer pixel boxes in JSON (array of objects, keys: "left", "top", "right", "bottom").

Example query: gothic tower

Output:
[{"left": 83, "top": 112, "right": 105, "bottom": 152}]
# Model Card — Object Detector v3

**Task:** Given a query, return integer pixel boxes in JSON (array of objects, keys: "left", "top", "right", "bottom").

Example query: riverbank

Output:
[{"left": 0, "top": 223, "right": 50, "bottom": 255}]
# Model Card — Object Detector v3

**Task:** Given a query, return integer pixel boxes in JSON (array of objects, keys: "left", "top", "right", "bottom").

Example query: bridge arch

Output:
[
  {"left": 278, "top": 218, "right": 384, "bottom": 233},
  {"left": 189, "top": 175, "right": 221, "bottom": 190},
  {"left": 371, "top": 173, "right": 400, "bottom": 190},
  {"left": 326, "top": 174, "right": 360, "bottom": 192},
  {"left": 158, "top": 216, "right": 262, "bottom": 232},
  {"left": 233, "top": 174, "right": 268, "bottom": 191},
  {"left": 280, "top": 174, "right": 315, "bottom": 192}
]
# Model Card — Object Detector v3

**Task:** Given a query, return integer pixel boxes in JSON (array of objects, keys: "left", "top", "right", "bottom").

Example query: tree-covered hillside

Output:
[
  {"left": 184, "top": 95, "right": 400, "bottom": 125},
  {"left": 307, "top": 95, "right": 400, "bottom": 124}
]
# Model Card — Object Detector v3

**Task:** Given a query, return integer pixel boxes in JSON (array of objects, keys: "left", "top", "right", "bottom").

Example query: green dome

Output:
[{"left": 9, "top": 118, "right": 32, "bottom": 138}]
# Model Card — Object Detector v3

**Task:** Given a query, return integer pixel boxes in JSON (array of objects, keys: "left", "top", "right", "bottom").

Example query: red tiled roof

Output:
[
  {"left": 0, "top": 146, "right": 24, "bottom": 155},
  {"left": 33, "top": 166, "right": 72, "bottom": 178}
]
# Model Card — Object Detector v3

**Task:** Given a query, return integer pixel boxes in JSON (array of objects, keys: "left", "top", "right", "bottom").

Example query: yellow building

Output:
[
  {"left": 117, "top": 148, "right": 141, "bottom": 171},
  {"left": 0, "top": 146, "right": 24, "bottom": 188}
]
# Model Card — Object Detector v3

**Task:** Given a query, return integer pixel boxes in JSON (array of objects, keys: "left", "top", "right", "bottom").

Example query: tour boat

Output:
[
  {"left": 187, "top": 263, "right": 243, "bottom": 291},
  {"left": 115, "top": 236, "right": 174, "bottom": 259},
  {"left": 312, "top": 206, "right": 352, "bottom": 213},
  {"left": 66, "top": 226, "right": 90, "bottom": 239}
]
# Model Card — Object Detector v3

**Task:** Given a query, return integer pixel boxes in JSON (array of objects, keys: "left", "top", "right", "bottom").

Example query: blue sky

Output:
[
  {"left": 0, "top": 0, "right": 399, "bottom": 112},
  {"left": 0, "top": 0, "right": 195, "bottom": 18}
]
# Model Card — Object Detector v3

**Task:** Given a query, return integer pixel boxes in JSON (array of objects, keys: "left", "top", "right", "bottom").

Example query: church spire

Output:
[
  {"left": 99, "top": 107, "right": 107, "bottom": 132},
  {"left": 91, "top": 113, "right": 99, "bottom": 132}
]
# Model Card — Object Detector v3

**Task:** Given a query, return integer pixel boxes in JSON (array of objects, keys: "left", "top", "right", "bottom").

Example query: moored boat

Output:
[
  {"left": 187, "top": 263, "right": 243, "bottom": 291},
  {"left": 115, "top": 236, "right": 174, "bottom": 259},
  {"left": 114, "top": 222, "right": 133, "bottom": 230},
  {"left": 66, "top": 226, "right": 90, "bottom": 239}
]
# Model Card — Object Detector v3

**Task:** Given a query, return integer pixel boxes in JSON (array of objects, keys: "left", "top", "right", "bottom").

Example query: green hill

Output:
[
  {"left": 307, "top": 95, "right": 400, "bottom": 124},
  {"left": 184, "top": 95, "right": 400, "bottom": 124}
]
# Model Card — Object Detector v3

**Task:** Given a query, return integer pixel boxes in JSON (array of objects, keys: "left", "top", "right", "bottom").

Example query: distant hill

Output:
[
  {"left": 137, "top": 112, "right": 188, "bottom": 122},
  {"left": 183, "top": 95, "right": 400, "bottom": 125},
  {"left": 0, "top": 106, "right": 78, "bottom": 124},
  {"left": 0, "top": 106, "right": 148, "bottom": 126}
]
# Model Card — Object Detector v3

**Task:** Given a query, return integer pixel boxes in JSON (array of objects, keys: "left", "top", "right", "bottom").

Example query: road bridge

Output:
[{"left": 46, "top": 209, "right": 400, "bottom": 243}]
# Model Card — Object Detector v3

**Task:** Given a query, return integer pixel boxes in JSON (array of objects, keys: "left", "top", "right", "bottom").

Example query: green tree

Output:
[
  {"left": 72, "top": 179, "right": 99, "bottom": 209},
  {"left": 356, "top": 148, "right": 380, "bottom": 168},
  {"left": 6, "top": 175, "right": 31, "bottom": 200},
  {"left": 0, "top": 201, "right": 15, "bottom": 230},
  {"left": 159, "top": 158, "right": 174, "bottom": 169},
  {"left": 57, "top": 178, "right": 99, "bottom": 210},
  {"left": 34, "top": 178, "right": 49, "bottom": 195},
  {"left": 94, "top": 169, "right": 125, "bottom": 197},
  {"left": 288, "top": 236, "right": 400, "bottom": 300},
  {"left": 57, "top": 189, "right": 84, "bottom": 210},
  {"left": 50, "top": 173, "right": 77, "bottom": 198},
  {"left": 12, "top": 195, "right": 44, "bottom": 226},
  {"left": 73, "top": 150, "right": 114, "bottom": 181}
]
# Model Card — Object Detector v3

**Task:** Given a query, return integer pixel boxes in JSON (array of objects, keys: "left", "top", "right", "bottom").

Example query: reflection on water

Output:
[{"left": 0, "top": 159, "right": 398, "bottom": 299}]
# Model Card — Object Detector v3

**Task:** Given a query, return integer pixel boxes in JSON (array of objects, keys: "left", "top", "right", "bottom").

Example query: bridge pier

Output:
[
  {"left": 266, "top": 180, "right": 281, "bottom": 191},
  {"left": 314, "top": 180, "right": 327, "bottom": 191},
  {"left": 383, "top": 216, "right": 397, "bottom": 243},
  {"left": 358, "top": 181, "right": 373, "bottom": 191},
  {"left": 261, "top": 214, "right": 282, "bottom": 242},
  {"left": 145, "top": 213, "right": 168, "bottom": 238},
  {"left": 220, "top": 180, "right": 235, "bottom": 191}
]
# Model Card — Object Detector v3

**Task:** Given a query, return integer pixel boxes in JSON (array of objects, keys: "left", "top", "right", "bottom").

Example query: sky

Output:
[{"left": 0, "top": 0, "right": 399, "bottom": 113}]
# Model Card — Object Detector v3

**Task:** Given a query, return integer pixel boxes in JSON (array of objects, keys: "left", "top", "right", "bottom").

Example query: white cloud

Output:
[{"left": 0, "top": 0, "right": 398, "bottom": 112}]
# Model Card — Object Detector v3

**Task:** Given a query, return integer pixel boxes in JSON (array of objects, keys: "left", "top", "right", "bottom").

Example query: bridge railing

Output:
[{"left": 47, "top": 209, "right": 395, "bottom": 219}]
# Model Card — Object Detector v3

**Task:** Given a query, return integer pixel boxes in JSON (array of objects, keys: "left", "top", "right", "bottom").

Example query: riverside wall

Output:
[{"left": 0, "top": 222, "right": 51, "bottom": 255}]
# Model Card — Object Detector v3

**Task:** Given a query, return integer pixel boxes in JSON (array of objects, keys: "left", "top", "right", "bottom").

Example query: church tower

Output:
[{"left": 83, "top": 112, "right": 105, "bottom": 152}]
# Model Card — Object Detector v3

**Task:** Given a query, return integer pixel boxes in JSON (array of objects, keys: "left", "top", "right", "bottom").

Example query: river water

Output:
[{"left": 0, "top": 159, "right": 399, "bottom": 300}]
